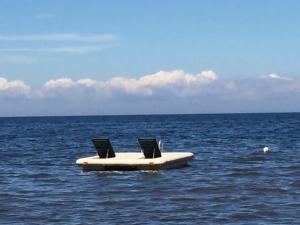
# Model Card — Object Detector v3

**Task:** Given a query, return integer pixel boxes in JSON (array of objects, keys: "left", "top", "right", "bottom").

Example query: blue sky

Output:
[{"left": 1, "top": 0, "right": 300, "bottom": 116}]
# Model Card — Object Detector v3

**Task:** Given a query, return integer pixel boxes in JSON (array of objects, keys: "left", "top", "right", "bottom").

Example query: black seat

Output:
[
  {"left": 92, "top": 138, "right": 116, "bottom": 158},
  {"left": 138, "top": 138, "right": 162, "bottom": 158}
]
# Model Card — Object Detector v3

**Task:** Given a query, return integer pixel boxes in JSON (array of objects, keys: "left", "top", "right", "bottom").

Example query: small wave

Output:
[
  {"left": 228, "top": 168, "right": 260, "bottom": 177},
  {"left": 234, "top": 156, "right": 263, "bottom": 163},
  {"left": 43, "top": 178, "right": 65, "bottom": 183},
  {"left": 0, "top": 208, "right": 10, "bottom": 213},
  {"left": 291, "top": 180, "right": 300, "bottom": 188},
  {"left": 252, "top": 186, "right": 289, "bottom": 194},
  {"left": 189, "top": 187, "right": 221, "bottom": 193},
  {"left": 16, "top": 172, "right": 51, "bottom": 179},
  {"left": 229, "top": 212, "right": 261, "bottom": 221}
]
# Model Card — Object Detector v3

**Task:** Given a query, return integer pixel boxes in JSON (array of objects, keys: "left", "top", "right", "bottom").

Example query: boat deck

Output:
[{"left": 76, "top": 152, "right": 193, "bottom": 171}]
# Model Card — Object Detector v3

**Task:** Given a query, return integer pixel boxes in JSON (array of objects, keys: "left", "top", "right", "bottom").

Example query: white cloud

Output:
[
  {"left": 38, "top": 70, "right": 218, "bottom": 97},
  {"left": 43, "top": 78, "right": 76, "bottom": 89},
  {"left": 77, "top": 79, "right": 98, "bottom": 87},
  {"left": 263, "top": 73, "right": 292, "bottom": 81},
  {"left": 40, "top": 77, "right": 105, "bottom": 98},
  {"left": 108, "top": 70, "right": 218, "bottom": 96},
  {"left": 0, "top": 33, "right": 118, "bottom": 56},
  {"left": 0, "top": 45, "right": 113, "bottom": 54},
  {"left": 0, "top": 33, "right": 118, "bottom": 42},
  {"left": 0, "top": 77, "right": 31, "bottom": 96},
  {"left": 42, "top": 77, "right": 102, "bottom": 91}
]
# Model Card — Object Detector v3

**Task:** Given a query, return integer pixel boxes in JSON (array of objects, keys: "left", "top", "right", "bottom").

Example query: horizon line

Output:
[{"left": 1, "top": 111, "right": 299, "bottom": 119}]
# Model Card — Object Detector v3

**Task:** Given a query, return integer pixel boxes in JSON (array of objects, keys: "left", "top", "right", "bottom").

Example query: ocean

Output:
[{"left": 1, "top": 113, "right": 300, "bottom": 224}]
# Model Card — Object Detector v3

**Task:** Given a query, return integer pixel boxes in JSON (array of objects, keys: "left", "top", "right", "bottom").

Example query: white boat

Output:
[{"left": 76, "top": 138, "right": 193, "bottom": 171}]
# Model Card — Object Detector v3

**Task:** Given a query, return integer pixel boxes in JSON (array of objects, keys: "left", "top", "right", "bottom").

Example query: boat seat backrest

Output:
[
  {"left": 138, "top": 138, "right": 162, "bottom": 158},
  {"left": 92, "top": 138, "right": 116, "bottom": 158}
]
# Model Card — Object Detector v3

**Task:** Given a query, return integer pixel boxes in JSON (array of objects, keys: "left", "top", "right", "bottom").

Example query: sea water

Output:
[{"left": 0, "top": 113, "right": 300, "bottom": 224}]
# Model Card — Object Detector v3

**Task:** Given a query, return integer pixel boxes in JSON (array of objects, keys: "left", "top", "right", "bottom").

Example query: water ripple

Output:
[{"left": 0, "top": 113, "right": 300, "bottom": 224}]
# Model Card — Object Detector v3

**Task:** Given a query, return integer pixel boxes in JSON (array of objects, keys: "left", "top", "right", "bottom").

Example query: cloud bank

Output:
[{"left": 1, "top": 70, "right": 300, "bottom": 116}]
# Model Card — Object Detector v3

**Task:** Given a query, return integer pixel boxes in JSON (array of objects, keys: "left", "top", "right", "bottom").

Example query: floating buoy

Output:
[{"left": 263, "top": 146, "right": 269, "bottom": 154}]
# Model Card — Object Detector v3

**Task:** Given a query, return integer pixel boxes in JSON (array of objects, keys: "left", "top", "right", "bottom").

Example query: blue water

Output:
[{"left": 1, "top": 113, "right": 300, "bottom": 224}]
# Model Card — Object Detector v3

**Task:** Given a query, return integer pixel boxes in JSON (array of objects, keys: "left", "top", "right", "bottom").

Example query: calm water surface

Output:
[{"left": 0, "top": 113, "right": 300, "bottom": 224}]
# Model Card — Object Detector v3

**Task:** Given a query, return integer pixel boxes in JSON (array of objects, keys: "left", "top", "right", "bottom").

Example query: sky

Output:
[{"left": 1, "top": 0, "right": 300, "bottom": 116}]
